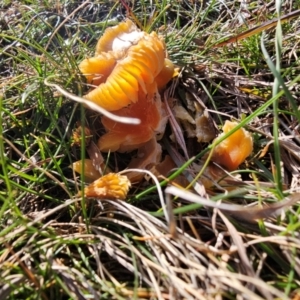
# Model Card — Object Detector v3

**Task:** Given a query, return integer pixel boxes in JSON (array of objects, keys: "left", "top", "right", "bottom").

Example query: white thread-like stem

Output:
[{"left": 44, "top": 77, "right": 141, "bottom": 125}]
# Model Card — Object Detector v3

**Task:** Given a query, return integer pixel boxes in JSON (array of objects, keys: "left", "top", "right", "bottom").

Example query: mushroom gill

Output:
[
  {"left": 79, "top": 19, "right": 175, "bottom": 152},
  {"left": 82, "top": 173, "right": 131, "bottom": 200}
]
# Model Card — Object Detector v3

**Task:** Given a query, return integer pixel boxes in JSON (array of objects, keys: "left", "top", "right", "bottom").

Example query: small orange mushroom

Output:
[
  {"left": 211, "top": 121, "right": 253, "bottom": 171},
  {"left": 72, "top": 159, "right": 112, "bottom": 182},
  {"left": 82, "top": 173, "right": 131, "bottom": 200},
  {"left": 79, "top": 19, "right": 175, "bottom": 152}
]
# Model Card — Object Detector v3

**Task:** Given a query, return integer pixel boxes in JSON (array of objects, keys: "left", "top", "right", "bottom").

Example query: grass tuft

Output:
[{"left": 1, "top": 0, "right": 300, "bottom": 299}]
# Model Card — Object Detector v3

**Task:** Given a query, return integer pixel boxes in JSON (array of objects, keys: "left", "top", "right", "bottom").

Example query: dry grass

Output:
[{"left": 1, "top": 0, "right": 300, "bottom": 299}]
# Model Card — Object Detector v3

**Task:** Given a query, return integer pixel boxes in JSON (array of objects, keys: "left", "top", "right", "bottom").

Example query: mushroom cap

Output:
[
  {"left": 72, "top": 159, "right": 101, "bottom": 182},
  {"left": 72, "top": 159, "right": 112, "bottom": 182},
  {"left": 212, "top": 121, "right": 253, "bottom": 171},
  {"left": 79, "top": 19, "right": 169, "bottom": 112}
]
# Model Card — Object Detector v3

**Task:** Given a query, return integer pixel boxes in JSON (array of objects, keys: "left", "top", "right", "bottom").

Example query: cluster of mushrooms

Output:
[{"left": 72, "top": 19, "right": 253, "bottom": 199}]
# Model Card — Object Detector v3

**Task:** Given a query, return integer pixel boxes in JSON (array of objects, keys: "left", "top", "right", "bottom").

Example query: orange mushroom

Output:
[
  {"left": 211, "top": 120, "right": 253, "bottom": 171},
  {"left": 79, "top": 19, "right": 175, "bottom": 152},
  {"left": 82, "top": 173, "right": 131, "bottom": 200},
  {"left": 72, "top": 159, "right": 112, "bottom": 182}
]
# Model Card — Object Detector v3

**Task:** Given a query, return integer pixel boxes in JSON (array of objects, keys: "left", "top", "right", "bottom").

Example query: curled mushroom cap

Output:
[
  {"left": 79, "top": 19, "right": 175, "bottom": 152},
  {"left": 212, "top": 121, "right": 253, "bottom": 171},
  {"left": 79, "top": 19, "right": 173, "bottom": 111}
]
